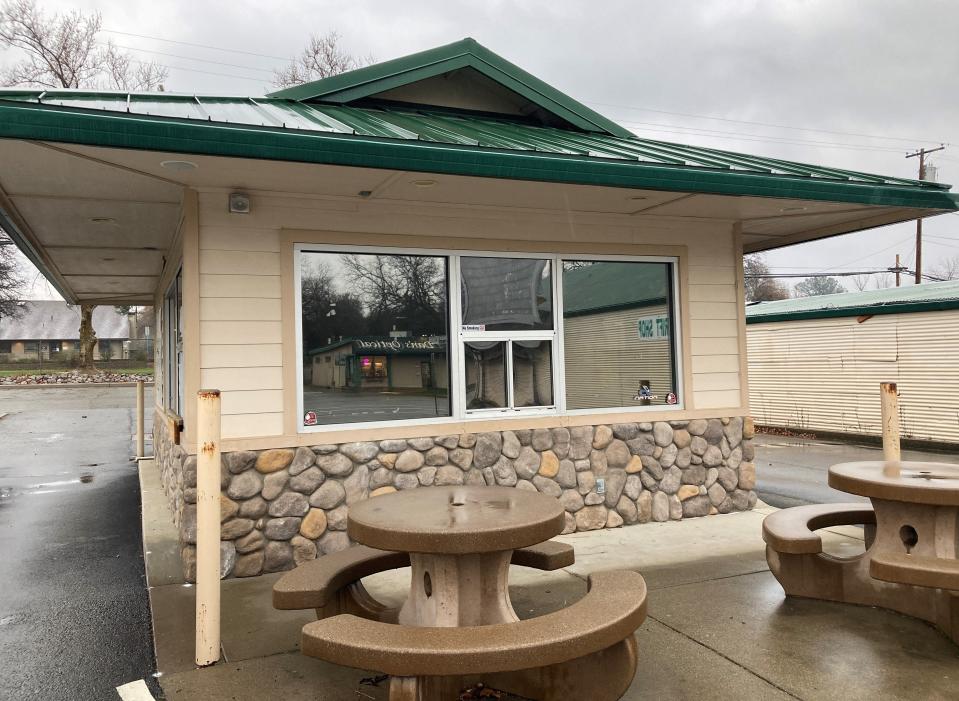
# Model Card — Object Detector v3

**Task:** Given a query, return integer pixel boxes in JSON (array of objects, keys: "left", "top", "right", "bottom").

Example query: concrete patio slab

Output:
[
  {"left": 139, "top": 459, "right": 958, "bottom": 701},
  {"left": 650, "top": 570, "right": 959, "bottom": 701}
]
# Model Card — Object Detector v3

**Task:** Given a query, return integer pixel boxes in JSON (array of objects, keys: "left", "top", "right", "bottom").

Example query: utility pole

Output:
[
  {"left": 906, "top": 144, "right": 946, "bottom": 284},
  {"left": 895, "top": 254, "right": 901, "bottom": 287}
]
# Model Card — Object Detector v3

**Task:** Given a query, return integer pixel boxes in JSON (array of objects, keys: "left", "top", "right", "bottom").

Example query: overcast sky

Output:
[{"left": 5, "top": 0, "right": 959, "bottom": 298}]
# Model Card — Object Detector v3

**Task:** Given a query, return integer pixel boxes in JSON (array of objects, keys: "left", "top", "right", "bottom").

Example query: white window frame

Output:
[{"left": 294, "top": 243, "right": 683, "bottom": 434}]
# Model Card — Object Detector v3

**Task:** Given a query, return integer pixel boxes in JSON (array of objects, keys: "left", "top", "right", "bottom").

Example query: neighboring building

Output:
[
  {"left": 0, "top": 38, "right": 955, "bottom": 580},
  {"left": 0, "top": 300, "right": 129, "bottom": 361},
  {"left": 746, "top": 281, "right": 959, "bottom": 445}
]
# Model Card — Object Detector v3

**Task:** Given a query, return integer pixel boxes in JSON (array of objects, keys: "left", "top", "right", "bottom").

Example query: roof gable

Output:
[{"left": 267, "top": 38, "right": 634, "bottom": 138}]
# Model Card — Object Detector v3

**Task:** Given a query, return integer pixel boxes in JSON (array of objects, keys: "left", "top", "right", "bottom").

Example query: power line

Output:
[
  {"left": 617, "top": 120, "right": 907, "bottom": 154},
  {"left": 103, "top": 29, "right": 290, "bottom": 61},
  {"left": 108, "top": 42, "right": 275, "bottom": 75},
  {"left": 584, "top": 99, "right": 950, "bottom": 146},
  {"left": 127, "top": 58, "right": 268, "bottom": 84}
]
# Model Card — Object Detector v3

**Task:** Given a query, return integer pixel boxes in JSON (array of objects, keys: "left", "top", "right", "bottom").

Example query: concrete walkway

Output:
[{"left": 141, "top": 462, "right": 959, "bottom": 701}]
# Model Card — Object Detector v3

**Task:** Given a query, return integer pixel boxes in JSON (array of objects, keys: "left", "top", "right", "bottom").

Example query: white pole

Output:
[
  {"left": 195, "top": 389, "right": 221, "bottom": 667},
  {"left": 136, "top": 380, "right": 145, "bottom": 460},
  {"left": 880, "top": 382, "right": 901, "bottom": 469}
]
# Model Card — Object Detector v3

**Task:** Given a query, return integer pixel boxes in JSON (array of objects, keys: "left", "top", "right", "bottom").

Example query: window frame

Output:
[{"left": 293, "top": 243, "right": 683, "bottom": 434}]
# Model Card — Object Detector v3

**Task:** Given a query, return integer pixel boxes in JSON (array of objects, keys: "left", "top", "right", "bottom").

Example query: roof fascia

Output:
[
  {"left": 267, "top": 38, "right": 634, "bottom": 138},
  {"left": 746, "top": 299, "right": 959, "bottom": 324},
  {"left": 1, "top": 101, "right": 957, "bottom": 213}
]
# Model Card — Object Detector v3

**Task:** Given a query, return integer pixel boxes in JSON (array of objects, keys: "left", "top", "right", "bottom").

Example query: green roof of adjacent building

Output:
[
  {"left": 0, "top": 38, "right": 954, "bottom": 211},
  {"left": 745, "top": 280, "right": 959, "bottom": 323}
]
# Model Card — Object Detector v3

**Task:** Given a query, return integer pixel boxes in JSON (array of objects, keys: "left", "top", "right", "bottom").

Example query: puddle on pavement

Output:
[{"left": 80, "top": 472, "right": 94, "bottom": 483}]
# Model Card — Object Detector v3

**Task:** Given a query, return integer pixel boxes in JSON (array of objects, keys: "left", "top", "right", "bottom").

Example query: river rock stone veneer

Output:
[{"left": 156, "top": 416, "right": 756, "bottom": 581}]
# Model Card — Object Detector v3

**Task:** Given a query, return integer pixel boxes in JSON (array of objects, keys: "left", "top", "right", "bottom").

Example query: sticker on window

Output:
[
  {"left": 304, "top": 411, "right": 317, "bottom": 426},
  {"left": 461, "top": 324, "right": 486, "bottom": 332},
  {"left": 666, "top": 392, "right": 678, "bottom": 405}
]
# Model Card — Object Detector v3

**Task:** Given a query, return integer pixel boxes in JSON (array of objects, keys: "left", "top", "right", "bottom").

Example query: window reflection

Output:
[
  {"left": 301, "top": 251, "right": 450, "bottom": 425},
  {"left": 464, "top": 341, "right": 508, "bottom": 409},
  {"left": 512, "top": 340, "right": 553, "bottom": 407},
  {"left": 562, "top": 260, "right": 677, "bottom": 409},
  {"left": 460, "top": 257, "right": 552, "bottom": 331}
]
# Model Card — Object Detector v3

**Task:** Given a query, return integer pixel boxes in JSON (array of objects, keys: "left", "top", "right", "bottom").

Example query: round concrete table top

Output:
[
  {"left": 829, "top": 461, "right": 959, "bottom": 506},
  {"left": 348, "top": 486, "right": 566, "bottom": 555}
]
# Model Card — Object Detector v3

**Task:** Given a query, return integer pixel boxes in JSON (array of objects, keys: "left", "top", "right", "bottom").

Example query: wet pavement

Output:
[
  {"left": 755, "top": 433, "right": 959, "bottom": 508},
  {"left": 0, "top": 385, "right": 159, "bottom": 700}
]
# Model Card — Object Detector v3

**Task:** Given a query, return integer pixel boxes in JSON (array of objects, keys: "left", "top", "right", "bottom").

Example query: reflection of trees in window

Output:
[
  {"left": 341, "top": 254, "right": 446, "bottom": 337},
  {"left": 300, "top": 252, "right": 448, "bottom": 353}
]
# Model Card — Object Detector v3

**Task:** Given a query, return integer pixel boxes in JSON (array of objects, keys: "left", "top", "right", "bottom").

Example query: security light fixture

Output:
[
  {"left": 229, "top": 193, "right": 251, "bottom": 214},
  {"left": 412, "top": 179, "right": 437, "bottom": 188},
  {"left": 89, "top": 217, "right": 117, "bottom": 225}
]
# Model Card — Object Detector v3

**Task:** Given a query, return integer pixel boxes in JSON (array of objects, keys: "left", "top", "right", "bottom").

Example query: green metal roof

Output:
[
  {"left": 562, "top": 261, "right": 669, "bottom": 316},
  {"left": 0, "top": 90, "right": 953, "bottom": 211},
  {"left": 267, "top": 38, "right": 633, "bottom": 139},
  {"left": 745, "top": 280, "right": 959, "bottom": 323}
]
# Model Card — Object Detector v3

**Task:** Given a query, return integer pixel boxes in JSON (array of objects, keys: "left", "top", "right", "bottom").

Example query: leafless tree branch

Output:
[{"left": 272, "top": 30, "right": 372, "bottom": 88}]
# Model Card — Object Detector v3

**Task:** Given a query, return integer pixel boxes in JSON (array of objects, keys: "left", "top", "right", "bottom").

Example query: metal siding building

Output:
[{"left": 746, "top": 281, "right": 959, "bottom": 444}]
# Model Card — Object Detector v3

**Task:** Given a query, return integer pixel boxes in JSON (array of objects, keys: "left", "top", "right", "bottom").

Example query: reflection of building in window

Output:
[
  {"left": 465, "top": 341, "right": 507, "bottom": 409},
  {"left": 359, "top": 355, "right": 387, "bottom": 379},
  {"left": 563, "top": 261, "right": 677, "bottom": 409},
  {"left": 512, "top": 340, "right": 553, "bottom": 407}
]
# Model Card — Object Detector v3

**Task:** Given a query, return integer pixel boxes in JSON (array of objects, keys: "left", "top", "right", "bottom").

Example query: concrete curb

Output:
[{"left": 0, "top": 381, "right": 155, "bottom": 389}]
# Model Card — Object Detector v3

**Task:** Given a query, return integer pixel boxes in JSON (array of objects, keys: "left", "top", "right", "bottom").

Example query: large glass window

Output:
[
  {"left": 300, "top": 250, "right": 451, "bottom": 426},
  {"left": 562, "top": 260, "right": 677, "bottom": 409},
  {"left": 459, "top": 256, "right": 556, "bottom": 413},
  {"left": 296, "top": 247, "right": 680, "bottom": 430},
  {"left": 163, "top": 269, "right": 183, "bottom": 414}
]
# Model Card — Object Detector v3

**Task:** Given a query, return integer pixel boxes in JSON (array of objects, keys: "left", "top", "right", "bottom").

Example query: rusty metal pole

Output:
[
  {"left": 195, "top": 389, "right": 221, "bottom": 667},
  {"left": 880, "top": 382, "right": 900, "bottom": 473},
  {"left": 135, "top": 380, "right": 145, "bottom": 459}
]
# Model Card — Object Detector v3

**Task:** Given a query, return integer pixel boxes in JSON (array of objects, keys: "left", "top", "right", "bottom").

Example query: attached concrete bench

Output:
[
  {"left": 301, "top": 570, "right": 645, "bottom": 700},
  {"left": 762, "top": 502, "right": 876, "bottom": 554},
  {"left": 764, "top": 502, "right": 877, "bottom": 603},
  {"left": 870, "top": 552, "right": 959, "bottom": 591},
  {"left": 273, "top": 540, "right": 575, "bottom": 620}
]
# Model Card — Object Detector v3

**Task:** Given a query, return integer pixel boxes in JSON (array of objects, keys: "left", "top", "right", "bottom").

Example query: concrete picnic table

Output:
[
  {"left": 348, "top": 485, "right": 566, "bottom": 627},
  {"left": 274, "top": 485, "right": 648, "bottom": 700},
  {"left": 764, "top": 461, "right": 959, "bottom": 646}
]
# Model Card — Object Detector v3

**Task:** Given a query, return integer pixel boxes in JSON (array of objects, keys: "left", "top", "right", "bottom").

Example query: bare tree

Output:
[
  {"left": 930, "top": 255, "right": 959, "bottom": 281},
  {"left": 0, "top": 0, "right": 167, "bottom": 90},
  {"left": 874, "top": 273, "right": 895, "bottom": 289},
  {"left": 0, "top": 0, "right": 167, "bottom": 369},
  {"left": 0, "top": 237, "right": 24, "bottom": 322},
  {"left": 743, "top": 254, "right": 790, "bottom": 302},
  {"left": 850, "top": 274, "right": 871, "bottom": 292},
  {"left": 272, "top": 30, "right": 372, "bottom": 88}
]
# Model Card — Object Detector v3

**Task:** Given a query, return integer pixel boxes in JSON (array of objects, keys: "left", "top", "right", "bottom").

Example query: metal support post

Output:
[
  {"left": 880, "top": 382, "right": 900, "bottom": 469},
  {"left": 195, "top": 389, "right": 221, "bottom": 667},
  {"left": 136, "top": 380, "right": 145, "bottom": 460}
]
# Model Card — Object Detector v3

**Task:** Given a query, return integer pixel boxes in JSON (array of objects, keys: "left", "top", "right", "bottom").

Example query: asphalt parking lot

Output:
[{"left": 0, "top": 385, "right": 159, "bottom": 701}]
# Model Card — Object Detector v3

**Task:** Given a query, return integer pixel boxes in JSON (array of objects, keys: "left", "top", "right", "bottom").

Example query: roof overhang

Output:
[{"left": 0, "top": 93, "right": 955, "bottom": 305}]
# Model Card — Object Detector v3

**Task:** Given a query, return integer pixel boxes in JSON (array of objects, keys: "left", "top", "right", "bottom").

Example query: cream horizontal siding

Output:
[
  {"left": 694, "top": 389, "right": 742, "bottom": 409},
  {"left": 200, "top": 274, "right": 281, "bottom": 299},
  {"left": 199, "top": 220, "right": 285, "bottom": 436},
  {"left": 201, "top": 344, "right": 282, "bottom": 368},
  {"left": 200, "top": 297, "right": 281, "bottom": 321},
  {"left": 221, "top": 412, "right": 284, "bottom": 439},
  {"left": 748, "top": 309, "right": 959, "bottom": 443}
]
